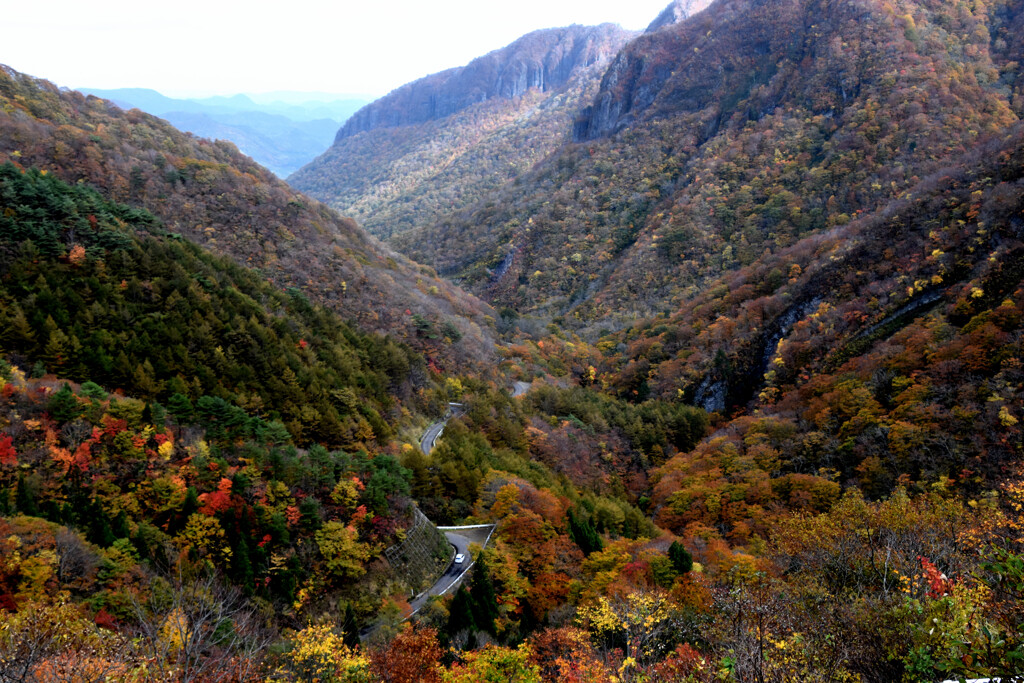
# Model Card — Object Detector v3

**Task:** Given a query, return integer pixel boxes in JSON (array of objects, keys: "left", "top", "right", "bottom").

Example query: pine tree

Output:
[
  {"left": 111, "top": 510, "right": 131, "bottom": 540},
  {"left": 48, "top": 383, "right": 83, "bottom": 423},
  {"left": 167, "top": 393, "right": 195, "bottom": 423},
  {"left": 15, "top": 475, "right": 38, "bottom": 516},
  {"left": 447, "top": 585, "right": 477, "bottom": 636},
  {"left": 568, "top": 508, "right": 603, "bottom": 556},
  {"left": 232, "top": 537, "right": 254, "bottom": 593},
  {"left": 669, "top": 540, "right": 693, "bottom": 575},
  {"left": 469, "top": 552, "right": 499, "bottom": 636},
  {"left": 342, "top": 602, "right": 361, "bottom": 648}
]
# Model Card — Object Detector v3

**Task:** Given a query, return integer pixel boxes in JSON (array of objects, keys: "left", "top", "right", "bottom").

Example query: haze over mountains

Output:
[{"left": 79, "top": 87, "right": 369, "bottom": 177}]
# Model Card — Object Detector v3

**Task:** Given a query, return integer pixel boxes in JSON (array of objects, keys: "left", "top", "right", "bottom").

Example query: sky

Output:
[{"left": 3, "top": 0, "right": 673, "bottom": 99}]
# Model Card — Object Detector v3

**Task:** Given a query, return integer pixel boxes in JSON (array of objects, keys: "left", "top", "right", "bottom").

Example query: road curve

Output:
[
  {"left": 407, "top": 531, "right": 472, "bottom": 616},
  {"left": 419, "top": 403, "right": 465, "bottom": 455},
  {"left": 419, "top": 420, "right": 446, "bottom": 455}
]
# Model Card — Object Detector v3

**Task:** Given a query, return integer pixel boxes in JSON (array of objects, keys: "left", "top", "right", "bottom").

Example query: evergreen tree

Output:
[
  {"left": 88, "top": 508, "right": 116, "bottom": 548},
  {"left": 111, "top": 510, "right": 131, "bottom": 540},
  {"left": 167, "top": 393, "right": 195, "bottom": 423},
  {"left": 446, "top": 585, "right": 477, "bottom": 636},
  {"left": 342, "top": 602, "right": 361, "bottom": 648},
  {"left": 568, "top": 508, "right": 603, "bottom": 556},
  {"left": 48, "top": 382, "right": 83, "bottom": 423},
  {"left": 469, "top": 552, "right": 499, "bottom": 636},
  {"left": 15, "top": 474, "right": 38, "bottom": 516},
  {"left": 232, "top": 537, "right": 254, "bottom": 594},
  {"left": 669, "top": 540, "right": 693, "bottom": 575},
  {"left": 79, "top": 381, "right": 108, "bottom": 400}
]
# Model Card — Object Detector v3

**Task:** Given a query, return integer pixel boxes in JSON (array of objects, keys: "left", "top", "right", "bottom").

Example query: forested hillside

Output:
[
  {"left": 0, "top": 164, "right": 418, "bottom": 447},
  {"left": 289, "top": 25, "right": 635, "bottom": 241},
  {"left": 382, "top": 0, "right": 1021, "bottom": 326},
  {"left": 2, "top": 0, "right": 1024, "bottom": 679},
  {"left": 0, "top": 65, "right": 496, "bottom": 372},
  {"left": 0, "top": 162, "right": 446, "bottom": 676},
  {"left": 79, "top": 87, "right": 367, "bottom": 177}
]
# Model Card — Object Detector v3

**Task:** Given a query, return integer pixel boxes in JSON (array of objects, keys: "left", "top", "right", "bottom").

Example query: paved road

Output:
[
  {"left": 408, "top": 531, "right": 472, "bottom": 615},
  {"left": 419, "top": 420, "right": 447, "bottom": 455},
  {"left": 419, "top": 403, "right": 465, "bottom": 455}
]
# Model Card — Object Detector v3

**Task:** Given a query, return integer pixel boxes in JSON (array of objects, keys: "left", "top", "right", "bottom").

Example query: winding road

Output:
[
  {"left": 419, "top": 402, "right": 464, "bottom": 455},
  {"left": 401, "top": 390, "right": 528, "bottom": 619},
  {"left": 407, "top": 531, "right": 472, "bottom": 616}
]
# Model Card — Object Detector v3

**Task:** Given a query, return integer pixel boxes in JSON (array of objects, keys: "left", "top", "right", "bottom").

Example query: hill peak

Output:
[
  {"left": 646, "top": 0, "right": 715, "bottom": 32},
  {"left": 334, "top": 23, "right": 634, "bottom": 140}
]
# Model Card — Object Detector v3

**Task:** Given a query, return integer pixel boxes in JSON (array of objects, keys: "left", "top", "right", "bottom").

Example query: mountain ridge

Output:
[
  {"left": 0, "top": 65, "right": 497, "bottom": 371},
  {"left": 77, "top": 87, "right": 368, "bottom": 176},
  {"left": 290, "top": 24, "right": 635, "bottom": 243},
  {"left": 333, "top": 24, "right": 635, "bottom": 140}
]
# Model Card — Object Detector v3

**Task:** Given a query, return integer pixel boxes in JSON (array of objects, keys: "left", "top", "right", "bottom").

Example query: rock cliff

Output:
[
  {"left": 335, "top": 24, "right": 633, "bottom": 140},
  {"left": 645, "top": 0, "right": 714, "bottom": 32}
]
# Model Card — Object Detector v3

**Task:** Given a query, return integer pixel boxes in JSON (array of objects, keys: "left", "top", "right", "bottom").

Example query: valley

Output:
[{"left": 2, "top": 0, "right": 1024, "bottom": 679}]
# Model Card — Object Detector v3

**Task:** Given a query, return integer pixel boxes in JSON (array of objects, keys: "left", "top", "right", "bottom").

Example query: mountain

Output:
[
  {"left": 0, "top": 65, "right": 496, "bottom": 371},
  {"left": 4, "top": 1, "right": 1024, "bottom": 679},
  {"left": 374, "top": 0, "right": 1019, "bottom": 323},
  {"left": 81, "top": 88, "right": 369, "bottom": 123},
  {"left": 78, "top": 87, "right": 368, "bottom": 176},
  {"left": 0, "top": 163, "right": 418, "bottom": 448},
  {"left": 334, "top": 24, "right": 635, "bottom": 138},
  {"left": 292, "top": 0, "right": 1024, "bottom": 510},
  {"left": 289, "top": 24, "right": 634, "bottom": 240},
  {"left": 157, "top": 110, "right": 340, "bottom": 179},
  {"left": 645, "top": 0, "right": 714, "bottom": 32}
]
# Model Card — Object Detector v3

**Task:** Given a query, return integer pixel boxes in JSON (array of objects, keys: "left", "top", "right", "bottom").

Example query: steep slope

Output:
[
  {"left": 645, "top": 0, "right": 715, "bottom": 32},
  {"left": 0, "top": 65, "right": 495, "bottom": 371},
  {"left": 646, "top": 122, "right": 1024, "bottom": 537},
  {"left": 0, "top": 164, "right": 417, "bottom": 447},
  {"left": 157, "top": 110, "right": 339, "bottom": 178},
  {"left": 333, "top": 24, "right": 632, "bottom": 138},
  {"left": 289, "top": 24, "right": 634, "bottom": 240},
  {"left": 391, "top": 0, "right": 1018, "bottom": 325}
]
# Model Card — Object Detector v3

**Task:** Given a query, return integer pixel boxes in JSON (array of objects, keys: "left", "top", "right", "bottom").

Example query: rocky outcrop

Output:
[
  {"left": 646, "top": 0, "right": 714, "bottom": 32},
  {"left": 574, "top": 0, "right": 803, "bottom": 141},
  {"left": 335, "top": 24, "right": 633, "bottom": 140}
]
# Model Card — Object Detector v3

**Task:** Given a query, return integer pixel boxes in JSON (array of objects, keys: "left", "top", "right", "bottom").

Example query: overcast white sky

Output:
[{"left": 3, "top": 0, "right": 671, "bottom": 99}]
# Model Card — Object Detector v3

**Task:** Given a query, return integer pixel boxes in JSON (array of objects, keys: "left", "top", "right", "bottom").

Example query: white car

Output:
[{"left": 454, "top": 553, "right": 466, "bottom": 565}]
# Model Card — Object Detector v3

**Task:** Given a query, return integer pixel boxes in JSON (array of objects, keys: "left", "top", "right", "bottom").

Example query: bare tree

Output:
[
  {"left": 54, "top": 527, "right": 100, "bottom": 587},
  {"left": 60, "top": 419, "right": 93, "bottom": 450},
  {"left": 0, "top": 600, "right": 136, "bottom": 683},
  {"left": 130, "top": 570, "right": 273, "bottom": 683}
]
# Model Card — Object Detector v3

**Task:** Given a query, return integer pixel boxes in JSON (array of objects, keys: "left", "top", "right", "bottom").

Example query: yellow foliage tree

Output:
[
  {"left": 440, "top": 644, "right": 540, "bottom": 683},
  {"left": 316, "top": 521, "right": 372, "bottom": 580},
  {"left": 577, "top": 589, "right": 679, "bottom": 676},
  {"left": 281, "top": 624, "right": 371, "bottom": 683}
]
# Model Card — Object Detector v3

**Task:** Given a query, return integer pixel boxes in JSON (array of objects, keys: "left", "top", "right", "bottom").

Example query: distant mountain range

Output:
[{"left": 77, "top": 88, "right": 369, "bottom": 177}]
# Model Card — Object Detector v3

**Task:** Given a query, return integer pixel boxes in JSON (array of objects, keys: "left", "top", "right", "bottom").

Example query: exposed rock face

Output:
[
  {"left": 574, "top": 0, "right": 798, "bottom": 141},
  {"left": 569, "top": 0, "right": 717, "bottom": 143},
  {"left": 335, "top": 24, "right": 634, "bottom": 140},
  {"left": 646, "top": 0, "right": 714, "bottom": 32}
]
